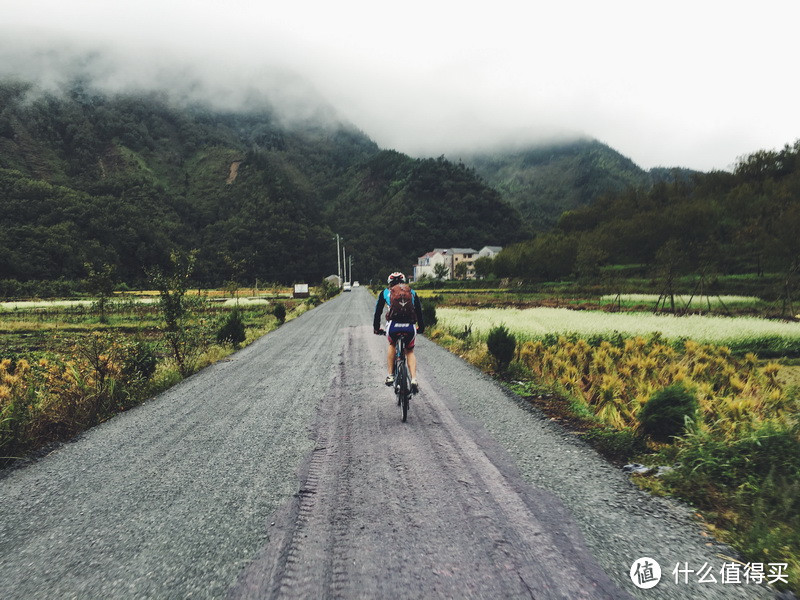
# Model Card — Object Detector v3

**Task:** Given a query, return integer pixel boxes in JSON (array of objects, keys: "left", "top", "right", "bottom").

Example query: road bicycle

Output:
[
  {"left": 377, "top": 328, "right": 413, "bottom": 422},
  {"left": 393, "top": 333, "right": 412, "bottom": 422}
]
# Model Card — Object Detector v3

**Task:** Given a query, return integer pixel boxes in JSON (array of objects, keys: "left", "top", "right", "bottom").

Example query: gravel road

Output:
[{"left": 0, "top": 288, "right": 782, "bottom": 598}]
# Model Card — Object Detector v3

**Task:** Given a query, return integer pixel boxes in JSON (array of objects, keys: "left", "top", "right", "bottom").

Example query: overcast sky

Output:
[{"left": 2, "top": 0, "right": 798, "bottom": 171}]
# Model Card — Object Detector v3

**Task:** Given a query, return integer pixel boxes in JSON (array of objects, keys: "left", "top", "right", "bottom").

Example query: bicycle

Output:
[
  {"left": 377, "top": 328, "right": 413, "bottom": 422},
  {"left": 393, "top": 333, "right": 412, "bottom": 422}
]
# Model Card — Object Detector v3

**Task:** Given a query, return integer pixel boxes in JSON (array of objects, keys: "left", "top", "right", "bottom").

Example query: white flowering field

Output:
[{"left": 437, "top": 306, "right": 800, "bottom": 354}]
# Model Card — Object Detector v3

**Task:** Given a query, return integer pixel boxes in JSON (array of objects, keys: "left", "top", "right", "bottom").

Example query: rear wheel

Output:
[{"left": 397, "top": 361, "right": 409, "bottom": 421}]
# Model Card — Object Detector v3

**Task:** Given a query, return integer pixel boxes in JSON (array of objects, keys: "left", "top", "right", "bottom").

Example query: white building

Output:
[
  {"left": 478, "top": 246, "right": 503, "bottom": 259},
  {"left": 413, "top": 248, "right": 450, "bottom": 281},
  {"left": 414, "top": 246, "right": 500, "bottom": 280}
]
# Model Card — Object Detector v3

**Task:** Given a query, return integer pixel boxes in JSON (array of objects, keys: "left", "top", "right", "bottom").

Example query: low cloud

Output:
[{"left": 2, "top": 0, "right": 799, "bottom": 171}]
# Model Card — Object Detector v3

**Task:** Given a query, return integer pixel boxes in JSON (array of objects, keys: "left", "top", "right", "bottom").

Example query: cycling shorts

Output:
[{"left": 386, "top": 321, "right": 416, "bottom": 349}]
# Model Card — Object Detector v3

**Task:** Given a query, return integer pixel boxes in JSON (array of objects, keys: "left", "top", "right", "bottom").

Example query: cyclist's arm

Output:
[
  {"left": 373, "top": 293, "right": 387, "bottom": 332},
  {"left": 413, "top": 293, "right": 425, "bottom": 333}
]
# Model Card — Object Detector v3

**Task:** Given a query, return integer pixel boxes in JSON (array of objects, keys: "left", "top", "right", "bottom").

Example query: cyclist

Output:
[{"left": 373, "top": 272, "right": 425, "bottom": 393}]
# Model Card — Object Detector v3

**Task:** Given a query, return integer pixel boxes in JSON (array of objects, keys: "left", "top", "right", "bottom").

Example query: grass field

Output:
[{"left": 436, "top": 306, "right": 800, "bottom": 356}]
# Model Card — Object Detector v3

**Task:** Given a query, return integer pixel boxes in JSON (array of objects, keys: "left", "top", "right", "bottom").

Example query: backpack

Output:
[{"left": 387, "top": 284, "right": 416, "bottom": 323}]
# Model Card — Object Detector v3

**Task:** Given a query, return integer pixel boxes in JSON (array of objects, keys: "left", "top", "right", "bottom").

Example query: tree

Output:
[
  {"left": 84, "top": 262, "right": 116, "bottom": 323},
  {"left": 148, "top": 250, "right": 200, "bottom": 377},
  {"left": 454, "top": 262, "right": 468, "bottom": 280},
  {"left": 473, "top": 256, "right": 493, "bottom": 279},
  {"left": 653, "top": 239, "right": 689, "bottom": 312},
  {"left": 433, "top": 262, "right": 449, "bottom": 282}
]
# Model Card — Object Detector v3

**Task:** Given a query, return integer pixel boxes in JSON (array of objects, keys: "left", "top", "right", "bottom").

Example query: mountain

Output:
[
  {"left": 489, "top": 140, "right": 800, "bottom": 287},
  {"left": 456, "top": 139, "right": 697, "bottom": 230},
  {"left": 325, "top": 151, "right": 527, "bottom": 278},
  {"left": 0, "top": 79, "right": 526, "bottom": 287}
]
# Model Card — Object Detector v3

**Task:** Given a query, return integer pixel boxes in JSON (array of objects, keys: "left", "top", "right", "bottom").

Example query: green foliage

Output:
[
  {"left": 434, "top": 263, "right": 449, "bottom": 281},
  {"left": 149, "top": 250, "right": 201, "bottom": 376},
  {"left": 84, "top": 262, "right": 115, "bottom": 322},
  {"left": 0, "top": 80, "right": 525, "bottom": 290},
  {"left": 318, "top": 278, "right": 340, "bottom": 300},
  {"left": 488, "top": 139, "right": 800, "bottom": 296},
  {"left": 421, "top": 302, "right": 437, "bottom": 327},
  {"left": 121, "top": 339, "right": 158, "bottom": 380},
  {"left": 666, "top": 420, "right": 800, "bottom": 590},
  {"left": 216, "top": 308, "right": 246, "bottom": 348},
  {"left": 638, "top": 383, "right": 698, "bottom": 441},
  {"left": 149, "top": 250, "right": 197, "bottom": 332},
  {"left": 272, "top": 302, "right": 287, "bottom": 324},
  {"left": 325, "top": 152, "right": 526, "bottom": 281},
  {"left": 486, "top": 325, "right": 516, "bottom": 370},
  {"left": 461, "top": 139, "right": 671, "bottom": 230},
  {"left": 582, "top": 427, "right": 647, "bottom": 461},
  {"left": 0, "top": 278, "right": 79, "bottom": 299}
]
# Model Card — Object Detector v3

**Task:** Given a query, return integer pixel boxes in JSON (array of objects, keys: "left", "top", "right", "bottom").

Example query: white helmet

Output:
[{"left": 387, "top": 271, "right": 406, "bottom": 286}]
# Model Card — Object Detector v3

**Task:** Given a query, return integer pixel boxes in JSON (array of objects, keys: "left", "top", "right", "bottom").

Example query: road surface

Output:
[{"left": 0, "top": 288, "right": 777, "bottom": 598}]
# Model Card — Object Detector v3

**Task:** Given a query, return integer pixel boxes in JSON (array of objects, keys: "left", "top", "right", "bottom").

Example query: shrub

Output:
[
  {"left": 122, "top": 340, "right": 158, "bottom": 380},
  {"left": 216, "top": 309, "right": 246, "bottom": 348},
  {"left": 273, "top": 302, "right": 287, "bottom": 324},
  {"left": 487, "top": 325, "right": 516, "bottom": 370},
  {"left": 421, "top": 302, "right": 437, "bottom": 327},
  {"left": 638, "top": 382, "right": 698, "bottom": 441}
]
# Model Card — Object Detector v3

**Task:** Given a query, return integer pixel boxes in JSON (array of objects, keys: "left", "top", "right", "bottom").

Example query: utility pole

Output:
[
  {"left": 336, "top": 234, "right": 341, "bottom": 287},
  {"left": 342, "top": 245, "right": 347, "bottom": 284},
  {"left": 349, "top": 255, "right": 353, "bottom": 283}
]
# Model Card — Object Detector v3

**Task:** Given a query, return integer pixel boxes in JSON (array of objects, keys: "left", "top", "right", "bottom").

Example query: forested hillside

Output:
[
  {"left": 325, "top": 150, "right": 527, "bottom": 278},
  {"left": 490, "top": 140, "right": 800, "bottom": 297},
  {"left": 0, "top": 79, "right": 526, "bottom": 291},
  {"left": 460, "top": 139, "right": 696, "bottom": 230}
]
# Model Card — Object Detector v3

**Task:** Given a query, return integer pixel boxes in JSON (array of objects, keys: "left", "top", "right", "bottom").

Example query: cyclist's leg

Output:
[
  {"left": 405, "top": 327, "right": 418, "bottom": 391},
  {"left": 406, "top": 348, "right": 417, "bottom": 380},
  {"left": 387, "top": 343, "right": 396, "bottom": 375},
  {"left": 385, "top": 322, "right": 397, "bottom": 384}
]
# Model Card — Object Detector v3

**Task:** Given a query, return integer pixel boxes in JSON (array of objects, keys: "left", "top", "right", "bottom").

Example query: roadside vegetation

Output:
[
  {"left": 427, "top": 294, "right": 800, "bottom": 592},
  {"left": 0, "top": 280, "right": 336, "bottom": 467}
]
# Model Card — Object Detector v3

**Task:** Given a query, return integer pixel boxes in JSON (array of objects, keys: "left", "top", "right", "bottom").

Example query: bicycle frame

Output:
[{"left": 393, "top": 334, "right": 411, "bottom": 422}]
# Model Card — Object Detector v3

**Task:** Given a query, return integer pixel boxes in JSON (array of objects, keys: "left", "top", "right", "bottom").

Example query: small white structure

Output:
[{"left": 478, "top": 246, "right": 503, "bottom": 259}]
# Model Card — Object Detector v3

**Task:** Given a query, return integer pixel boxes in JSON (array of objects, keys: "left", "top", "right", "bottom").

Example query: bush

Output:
[
  {"left": 122, "top": 339, "right": 158, "bottom": 380},
  {"left": 421, "top": 302, "right": 437, "bottom": 327},
  {"left": 638, "top": 382, "right": 698, "bottom": 441},
  {"left": 487, "top": 325, "right": 516, "bottom": 370},
  {"left": 273, "top": 302, "right": 287, "bottom": 324},
  {"left": 216, "top": 309, "right": 246, "bottom": 348}
]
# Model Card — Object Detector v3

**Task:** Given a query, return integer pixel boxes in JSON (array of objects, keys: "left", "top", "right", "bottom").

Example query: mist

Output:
[{"left": 2, "top": 0, "right": 799, "bottom": 171}]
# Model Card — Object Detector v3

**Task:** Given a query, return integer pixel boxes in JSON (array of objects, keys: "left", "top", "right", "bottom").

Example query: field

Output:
[
  {"left": 0, "top": 289, "right": 321, "bottom": 465},
  {"left": 436, "top": 306, "right": 800, "bottom": 356},
  {"left": 428, "top": 292, "right": 800, "bottom": 592}
]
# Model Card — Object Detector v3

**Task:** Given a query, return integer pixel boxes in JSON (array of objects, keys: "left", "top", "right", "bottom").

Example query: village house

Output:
[
  {"left": 413, "top": 246, "right": 502, "bottom": 281},
  {"left": 478, "top": 246, "right": 503, "bottom": 259}
]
